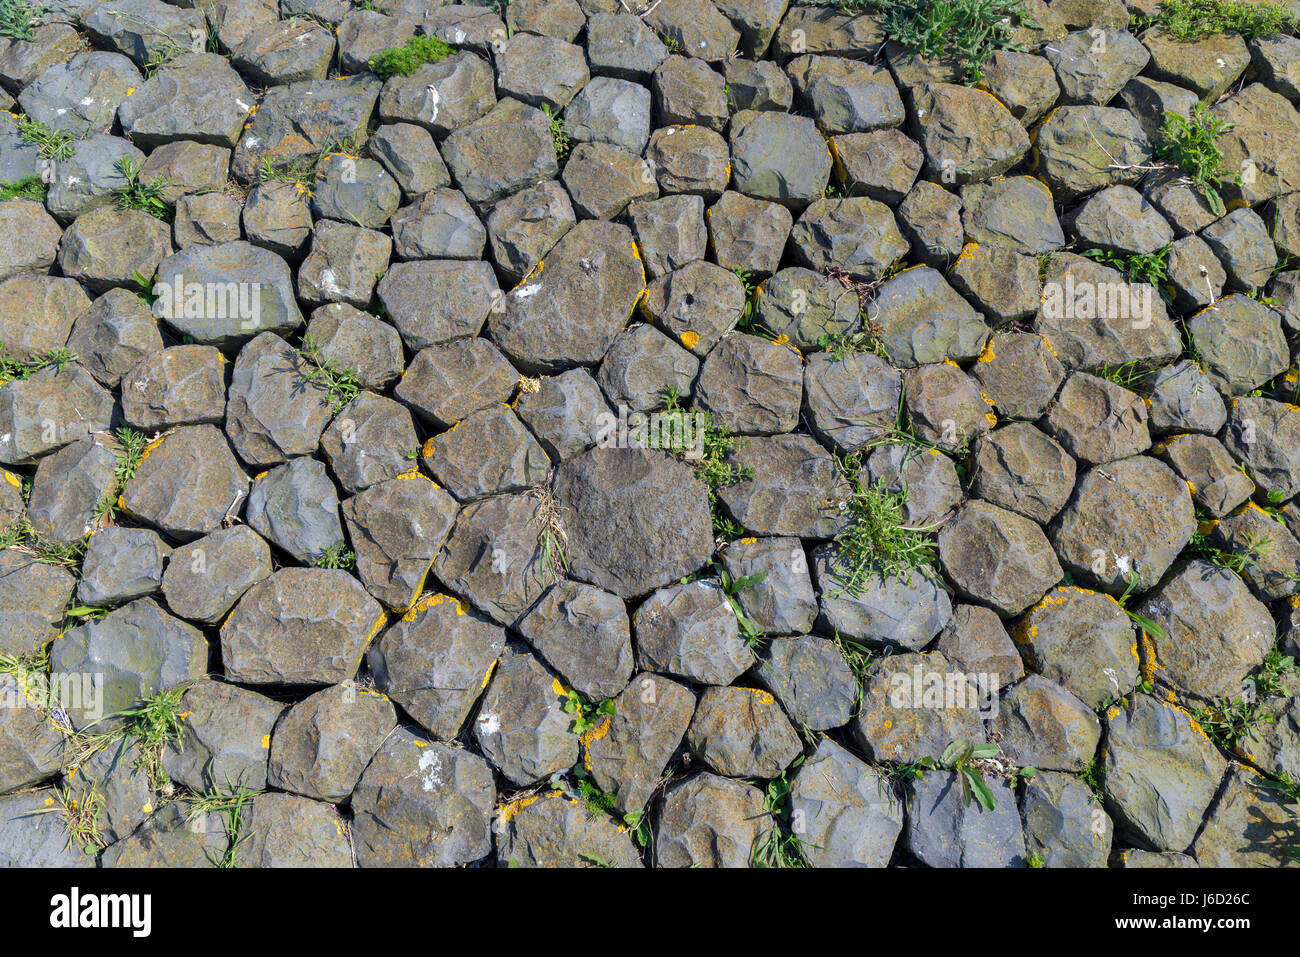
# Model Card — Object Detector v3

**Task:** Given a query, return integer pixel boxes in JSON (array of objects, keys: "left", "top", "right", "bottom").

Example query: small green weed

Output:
[
  {"left": 660, "top": 387, "right": 753, "bottom": 541},
  {"left": 0, "top": 0, "right": 46, "bottom": 40},
  {"left": 314, "top": 541, "right": 356, "bottom": 571},
  {"left": 368, "top": 33, "right": 454, "bottom": 80},
  {"left": 752, "top": 757, "right": 814, "bottom": 868},
  {"left": 817, "top": 325, "right": 890, "bottom": 361},
  {"left": 1155, "top": 104, "right": 1236, "bottom": 215},
  {"left": 717, "top": 564, "right": 766, "bottom": 647},
  {"left": 542, "top": 104, "right": 571, "bottom": 160},
  {"left": 1082, "top": 245, "right": 1171, "bottom": 288},
  {"left": 188, "top": 782, "right": 260, "bottom": 868},
  {"left": 93, "top": 427, "right": 150, "bottom": 524},
  {"left": 298, "top": 334, "right": 361, "bottom": 414},
  {"left": 562, "top": 688, "right": 615, "bottom": 736},
  {"left": 69, "top": 683, "right": 197, "bottom": 789},
  {"left": 14, "top": 113, "right": 73, "bottom": 160},
  {"left": 0, "top": 346, "right": 76, "bottom": 384},
  {"left": 874, "top": 0, "right": 1033, "bottom": 83},
  {"left": 115, "top": 156, "right": 171, "bottom": 221}
]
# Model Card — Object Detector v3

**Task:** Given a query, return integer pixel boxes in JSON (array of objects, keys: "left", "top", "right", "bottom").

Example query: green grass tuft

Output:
[
  {"left": 829, "top": 451, "right": 938, "bottom": 597},
  {"left": 0, "top": 174, "right": 46, "bottom": 202},
  {"left": 1154, "top": 0, "right": 1296, "bottom": 40},
  {"left": 114, "top": 156, "right": 171, "bottom": 221}
]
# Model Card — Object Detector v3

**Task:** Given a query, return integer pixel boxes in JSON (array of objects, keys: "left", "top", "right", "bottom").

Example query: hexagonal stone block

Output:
[
  {"left": 717, "top": 434, "right": 853, "bottom": 540},
  {"left": 0, "top": 364, "right": 114, "bottom": 466},
  {"left": 728, "top": 110, "right": 831, "bottom": 212},
  {"left": 1049, "top": 455, "right": 1195, "bottom": 594},
  {"left": 378, "top": 259, "right": 499, "bottom": 352},
  {"left": 342, "top": 472, "right": 459, "bottom": 610},
  {"left": 516, "top": 580, "right": 633, "bottom": 702},
  {"left": 119, "top": 425, "right": 249, "bottom": 541},
  {"left": 694, "top": 332, "right": 802, "bottom": 435},
  {"left": 970, "top": 424, "right": 1076, "bottom": 525},
  {"left": 487, "top": 219, "right": 645, "bottom": 374},
  {"left": 320, "top": 392, "right": 421, "bottom": 495},
  {"left": 161, "top": 679, "right": 283, "bottom": 794},
  {"left": 50, "top": 598, "right": 208, "bottom": 731},
  {"left": 790, "top": 739, "right": 906, "bottom": 869},
  {"left": 473, "top": 647, "right": 578, "bottom": 787},
  {"left": 77, "top": 526, "right": 170, "bottom": 607},
  {"left": 442, "top": 98, "right": 559, "bottom": 207},
  {"left": 152, "top": 241, "right": 304, "bottom": 346},
  {"left": 554, "top": 447, "right": 714, "bottom": 599},
  {"left": 120, "top": 345, "right": 226, "bottom": 431},
  {"left": 161, "top": 526, "right": 273, "bottom": 626},
  {"left": 496, "top": 790, "right": 642, "bottom": 868},
  {"left": 655, "top": 773, "right": 771, "bottom": 868},
  {"left": 268, "top": 682, "right": 397, "bottom": 802},
  {"left": 687, "top": 685, "right": 802, "bottom": 778},
  {"left": 1015, "top": 585, "right": 1139, "bottom": 709},
  {"left": 219, "top": 568, "right": 386, "bottom": 686},
  {"left": 754, "top": 633, "right": 858, "bottom": 732},
  {"left": 368, "top": 593, "right": 506, "bottom": 741},
  {"left": 1135, "top": 560, "right": 1274, "bottom": 706},
  {"left": 245, "top": 456, "right": 344, "bottom": 566},
  {"left": 1103, "top": 694, "right": 1226, "bottom": 851},
  {"left": 584, "top": 671, "right": 696, "bottom": 815},
  {"left": 872, "top": 266, "right": 990, "bottom": 368},
  {"left": 351, "top": 728, "right": 496, "bottom": 867}
]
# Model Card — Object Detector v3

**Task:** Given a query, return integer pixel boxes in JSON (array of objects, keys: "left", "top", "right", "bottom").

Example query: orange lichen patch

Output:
[
  {"left": 739, "top": 536, "right": 756, "bottom": 545},
  {"left": 579, "top": 714, "right": 611, "bottom": 752},
  {"left": 976, "top": 339, "right": 996, "bottom": 363},
  {"left": 1138, "top": 637, "right": 1162, "bottom": 686},
  {"left": 366, "top": 612, "right": 387, "bottom": 642},
  {"left": 985, "top": 411, "right": 998, "bottom": 428},
  {"left": 394, "top": 467, "right": 424, "bottom": 480},
  {"left": 943, "top": 357, "right": 961, "bottom": 369},
  {"left": 680, "top": 330, "right": 700, "bottom": 350},
  {"left": 1037, "top": 333, "right": 1059, "bottom": 358},
  {"left": 955, "top": 242, "right": 980, "bottom": 265},
  {"left": 752, "top": 689, "right": 775, "bottom": 707},
  {"left": 126, "top": 87, "right": 136, "bottom": 96},
  {"left": 413, "top": 738, "right": 427, "bottom": 748},
  {"left": 498, "top": 794, "right": 540, "bottom": 824},
  {"left": 261, "top": 734, "right": 271, "bottom": 749},
  {"left": 421, "top": 436, "right": 437, "bottom": 458},
  {"left": 401, "top": 592, "right": 466, "bottom": 622},
  {"left": 134, "top": 433, "right": 167, "bottom": 469},
  {"left": 771, "top": 333, "right": 801, "bottom": 357},
  {"left": 551, "top": 677, "right": 570, "bottom": 699},
  {"left": 2, "top": 470, "right": 19, "bottom": 489},
  {"left": 481, "top": 659, "right": 497, "bottom": 691}
]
